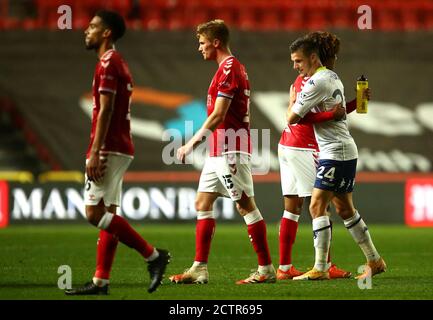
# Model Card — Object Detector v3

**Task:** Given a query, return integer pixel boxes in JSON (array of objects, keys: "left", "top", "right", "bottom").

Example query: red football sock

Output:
[
  {"left": 194, "top": 218, "right": 216, "bottom": 263},
  {"left": 94, "top": 230, "right": 118, "bottom": 279},
  {"left": 247, "top": 220, "right": 272, "bottom": 266},
  {"left": 106, "top": 215, "right": 154, "bottom": 259},
  {"left": 279, "top": 217, "right": 298, "bottom": 265}
]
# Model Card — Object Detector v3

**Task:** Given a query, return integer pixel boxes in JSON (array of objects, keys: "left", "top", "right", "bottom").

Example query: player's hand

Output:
[
  {"left": 363, "top": 87, "right": 371, "bottom": 101},
  {"left": 289, "top": 84, "right": 296, "bottom": 105},
  {"left": 331, "top": 103, "right": 346, "bottom": 121},
  {"left": 176, "top": 144, "right": 193, "bottom": 163},
  {"left": 353, "top": 87, "right": 371, "bottom": 100},
  {"left": 86, "top": 153, "right": 107, "bottom": 183}
]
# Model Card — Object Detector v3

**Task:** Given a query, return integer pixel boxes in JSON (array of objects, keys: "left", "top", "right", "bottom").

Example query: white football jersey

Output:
[{"left": 292, "top": 67, "right": 358, "bottom": 161}]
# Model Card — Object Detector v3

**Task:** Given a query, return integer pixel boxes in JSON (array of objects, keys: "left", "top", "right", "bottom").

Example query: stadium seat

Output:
[
  {"left": 281, "top": 3, "right": 306, "bottom": 31},
  {"left": 374, "top": 2, "right": 401, "bottom": 31},
  {"left": 237, "top": 7, "right": 256, "bottom": 31},
  {"left": 400, "top": 3, "right": 423, "bottom": 31}
]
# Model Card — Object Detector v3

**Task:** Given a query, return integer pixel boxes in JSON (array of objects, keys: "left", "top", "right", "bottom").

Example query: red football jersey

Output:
[
  {"left": 279, "top": 75, "right": 318, "bottom": 151},
  {"left": 86, "top": 49, "right": 134, "bottom": 159},
  {"left": 207, "top": 56, "right": 251, "bottom": 157}
]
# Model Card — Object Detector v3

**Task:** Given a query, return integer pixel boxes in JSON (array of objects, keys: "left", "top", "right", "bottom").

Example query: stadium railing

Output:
[
  {"left": 37, "top": 171, "right": 84, "bottom": 183},
  {"left": 0, "top": 171, "right": 34, "bottom": 183}
]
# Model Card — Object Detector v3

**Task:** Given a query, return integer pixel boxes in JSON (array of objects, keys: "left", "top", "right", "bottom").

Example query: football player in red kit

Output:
[
  {"left": 65, "top": 10, "right": 170, "bottom": 295},
  {"left": 169, "top": 20, "right": 276, "bottom": 285}
]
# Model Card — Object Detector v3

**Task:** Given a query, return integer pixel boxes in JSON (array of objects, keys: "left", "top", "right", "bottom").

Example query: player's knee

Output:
[
  {"left": 195, "top": 198, "right": 212, "bottom": 212},
  {"left": 335, "top": 207, "right": 356, "bottom": 220},
  {"left": 236, "top": 203, "right": 247, "bottom": 215},
  {"left": 85, "top": 208, "right": 101, "bottom": 226},
  {"left": 309, "top": 201, "right": 325, "bottom": 219}
]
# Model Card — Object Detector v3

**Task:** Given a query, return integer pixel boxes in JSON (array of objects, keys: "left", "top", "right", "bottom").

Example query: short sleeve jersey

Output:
[
  {"left": 279, "top": 75, "right": 319, "bottom": 151},
  {"left": 207, "top": 56, "right": 251, "bottom": 157},
  {"left": 86, "top": 49, "right": 134, "bottom": 159},
  {"left": 292, "top": 67, "right": 358, "bottom": 161}
]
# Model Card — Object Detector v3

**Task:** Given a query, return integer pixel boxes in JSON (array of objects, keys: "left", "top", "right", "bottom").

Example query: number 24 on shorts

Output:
[{"left": 317, "top": 166, "right": 336, "bottom": 180}]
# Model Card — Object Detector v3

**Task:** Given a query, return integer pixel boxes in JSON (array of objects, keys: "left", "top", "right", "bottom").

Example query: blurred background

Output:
[{"left": 0, "top": 0, "right": 432, "bottom": 227}]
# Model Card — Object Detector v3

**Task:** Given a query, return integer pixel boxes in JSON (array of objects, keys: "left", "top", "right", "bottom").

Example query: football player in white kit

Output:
[{"left": 286, "top": 36, "right": 386, "bottom": 281}]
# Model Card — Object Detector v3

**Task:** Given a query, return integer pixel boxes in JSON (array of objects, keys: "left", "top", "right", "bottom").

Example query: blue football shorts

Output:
[{"left": 314, "top": 159, "right": 357, "bottom": 193}]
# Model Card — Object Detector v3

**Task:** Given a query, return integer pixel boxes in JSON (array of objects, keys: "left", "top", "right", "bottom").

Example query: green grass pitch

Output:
[{"left": 0, "top": 223, "right": 432, "bottom": 300}]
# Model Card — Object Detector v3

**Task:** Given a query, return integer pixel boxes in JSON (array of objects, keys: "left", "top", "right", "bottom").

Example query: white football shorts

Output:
[
  {"left": 278, "top": 144, "right": 318, "bottom": 197},
  {"left": 84, "top": 153, "right": 133, "bottom": 207},
  {"left": 198, "top": 153, "right": 254, "bottom": 201}
]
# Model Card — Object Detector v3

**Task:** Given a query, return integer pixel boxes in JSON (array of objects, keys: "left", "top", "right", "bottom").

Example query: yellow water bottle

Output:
[{"left": 356, "top": 75, "right": 368, "bottom": 113}]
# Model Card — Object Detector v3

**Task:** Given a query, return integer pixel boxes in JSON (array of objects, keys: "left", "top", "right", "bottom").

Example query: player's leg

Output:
[
  {"left": 170, "top": 191, "right": 219, "bottom": 284},
  {"left": 93, "top": 204, "right": 119, "bottom": 288},
  {"left": 66, "top": 155, "right": 170, "bottom": 295},
  {"left": 209, "top": 153, "right": 275, "bottom": 284},
  {"left": 277, "top": 146, "right": 304, "bottom": 279},
  {"left": 332, "top": 192, "right": 386, "bottom": 279},
  {"left": 277, "top": 195, "right": 304, "bottom": 279},
  {"left": 235, "top": 194, "right": 276, "bottom": 284},
  {"left": 170, "top": 157, "right": 221, "bottom": 284},
  {"left": 294, "top": 159, "right": 354, "bottom": 281},
  {"left": 324, "top": 208, "right": 352, "bottom": 279}
]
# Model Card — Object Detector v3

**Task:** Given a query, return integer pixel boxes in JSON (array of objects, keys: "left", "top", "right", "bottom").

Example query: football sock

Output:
[
  {"left": 94, "top": 230, "right": 118, "bottom": 280},
  {"left": 145, "top": 248, "right": 159, "bottom": 262},
  {"left": 312, "top": 216, "right": 331, "bottom": 272},
  {"left": 327, "top": 220, "right": 333, "bottom": 264},
  {"left": 92, "top": 277, "right": 109, "bottom": 287},
  {"left": 244, "top": 209, "right": 272, "bottom": 266},
  {"left": 279, "top": 210, "right": 299, "bottom": 267},
  {"left": 258, "top": 264, "right": 275, "bottom": 274},
  {"left": 99, "top": 213, "right": 155, "bottom": 259},
  {"left": 194, "top": 211, "right": 216, "bottom": 263},
  {"left": 344, "top": 211, "right": 380, "bottom": 262}
]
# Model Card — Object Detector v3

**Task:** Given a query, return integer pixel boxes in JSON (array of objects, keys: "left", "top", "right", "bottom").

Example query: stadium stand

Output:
[
  {"left": 1, "top": 0, "right": 433, "bottom": 31},
  {"left": 0, "top": 97, "right": 52, "bottom": 174},
  {"left": 0, "top": 0, "right": 432, "bottom": 175}
]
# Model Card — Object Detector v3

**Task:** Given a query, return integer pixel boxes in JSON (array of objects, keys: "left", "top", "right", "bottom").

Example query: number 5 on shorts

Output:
[{"left": 222, "top": 174, "right": 234, "bottom": 189}]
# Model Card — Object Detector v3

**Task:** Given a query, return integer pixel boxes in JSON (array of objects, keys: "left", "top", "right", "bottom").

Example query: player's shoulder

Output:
[
  {"left": 220, "top": 56, "right": 242, "bottom": 71},
  {"left": 308, "top": 68, "right": 333, "bottom": 87},
  {"left": 294, "top": 75, "right": 307, "bottom": 87},
  {"left": 100, "top": 49, "right": 123, "bottom": 65}
]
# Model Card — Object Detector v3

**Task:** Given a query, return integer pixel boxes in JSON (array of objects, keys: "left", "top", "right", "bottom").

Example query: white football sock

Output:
[
  {"left": 258, "top": 264, "right": 275, "bottom": 274},
  {"left": 92, "top": 277, "right": 109, "bottom": 287},
  {"left": 278, "top": 264, "right": 293, "bottom": 272},
  {"left": 145, "top": 248, "right": 159, "bottom": 262},
  {"left": 344, "top": 211, "right": 380, "bottom": 262},
  {"left": 243, "top": 209, "right": 263, "bottom": 225},
  {"left": 192, "top": 261, "right": 207, "bottom": 268},
  {"left": 312, "top": 216, "right": 331, "bottom": 272}
]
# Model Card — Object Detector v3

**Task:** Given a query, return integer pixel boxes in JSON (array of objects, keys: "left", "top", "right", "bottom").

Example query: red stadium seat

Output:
[
  {"left": 281, "top": 2, "right": 306, "bottom": 31},
  {"left": 237, "top": 7, "right": 256, "bottom": 31}
]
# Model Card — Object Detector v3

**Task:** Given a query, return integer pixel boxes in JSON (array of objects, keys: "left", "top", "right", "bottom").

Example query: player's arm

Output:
[
  {"left": 177, "top": 96, "right": 230, "bottom": 162},
  {"left": 86, "top": 92, "right": 113, "bottom": 181},
  {"left": 299, "top": 103, "right": 345, "bottom": 124},
  {"left": 287, "top": 80, "right": 325, "bottom": 125}
]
